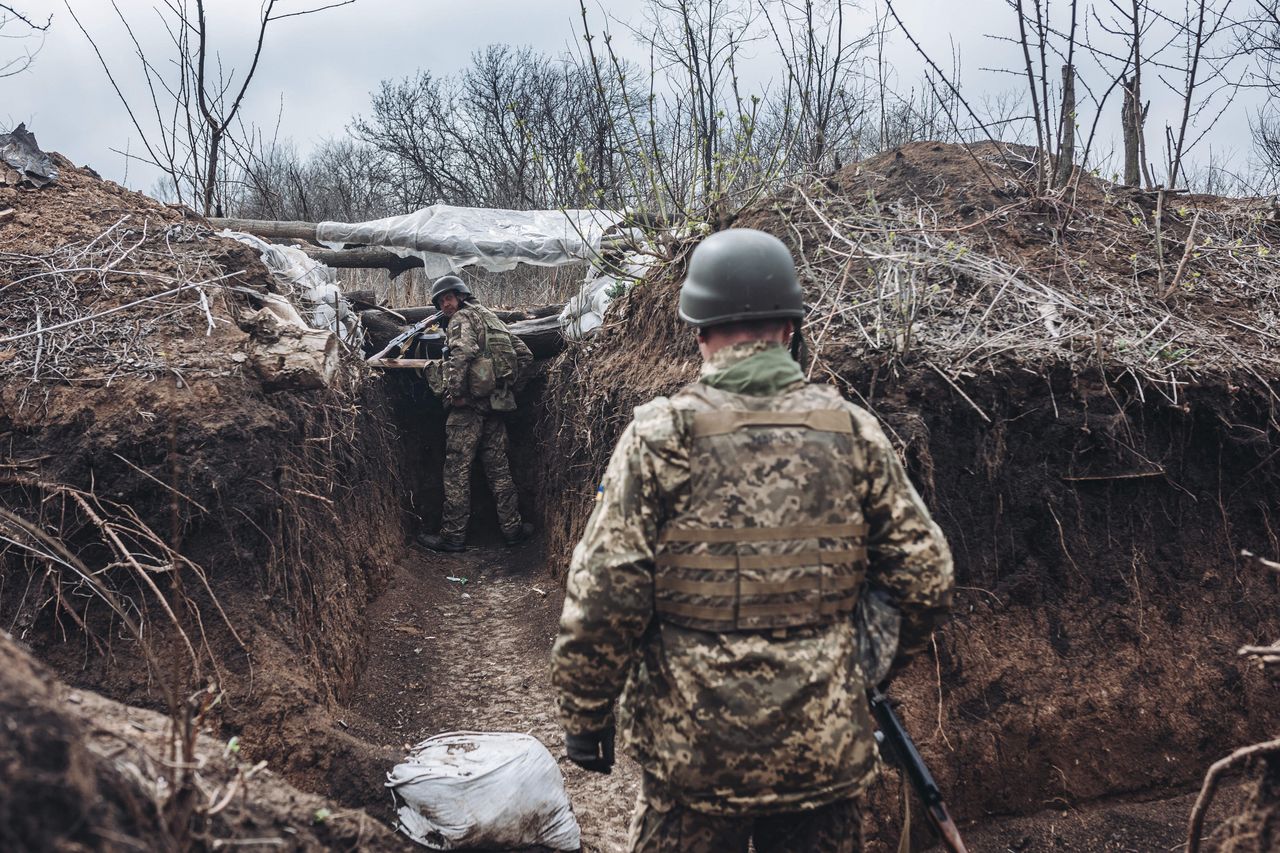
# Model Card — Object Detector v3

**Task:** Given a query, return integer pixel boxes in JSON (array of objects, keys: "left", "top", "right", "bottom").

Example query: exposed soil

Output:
[
  {"left": 336, "top": 538, "right": 641, "bottom": 852},
  {"left": 0, "top": 628, "right": 403, "bottom": 852}
]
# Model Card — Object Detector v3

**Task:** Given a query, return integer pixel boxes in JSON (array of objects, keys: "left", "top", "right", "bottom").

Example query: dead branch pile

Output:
[
  {"left": 0, "top": 217, "right": 247, "bottom": 390},
  {"left": 745, "top": 142, "right": 1280, "bottom": 398}
]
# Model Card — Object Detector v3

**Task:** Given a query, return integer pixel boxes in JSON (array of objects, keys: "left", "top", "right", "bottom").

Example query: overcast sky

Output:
[{"left": 1, "top": 1, "right": 1267, "bottom": 195}]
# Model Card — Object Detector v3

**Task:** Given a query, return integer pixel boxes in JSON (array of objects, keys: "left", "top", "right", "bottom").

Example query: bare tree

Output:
[
  {"left": 758, "top": 0, "right": 874, "bottom": 174},
  {"left": 68, "top": 0, "right": 356, "bottom": 215},
  {"left": 1231, "top": 1, "right": 1280, "bottom": 183},
  {"left": 0, "top": 3, "right": 50, "bottom": 77},
  {"left": 352, "top": 45, "right": 636, "bottom": 211}
]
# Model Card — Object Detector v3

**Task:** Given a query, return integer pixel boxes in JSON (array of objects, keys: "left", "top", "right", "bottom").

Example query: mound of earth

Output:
[
  {"left": 0, "top": 629, "right": 400, "bottom": 852},
  {"left": 536, "top": 141, "right": 1280, "bottom": 842}
]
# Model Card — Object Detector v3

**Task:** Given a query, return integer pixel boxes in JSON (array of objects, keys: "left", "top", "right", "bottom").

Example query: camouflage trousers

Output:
[
  {"left": 439, "top": 407, "right": 522, "bottom": 541},
  {"left": 627, "top": 792, "right": 864, "bottom": 853}
]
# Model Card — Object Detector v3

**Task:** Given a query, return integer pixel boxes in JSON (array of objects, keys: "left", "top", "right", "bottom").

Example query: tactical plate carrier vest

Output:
[{"left": 655, "top": 382, "right": 868, "bottom": 633}]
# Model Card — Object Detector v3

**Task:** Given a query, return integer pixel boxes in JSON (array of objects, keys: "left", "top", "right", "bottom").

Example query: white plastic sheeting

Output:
[
  {"left": 316, "top": 205, "right": 625, "bottom": 278},
  {"left": 222, "top": 231, "right": 360, "bottom": 346},
  {"left": 561, "top": 251, "right": 655, "bottom": 340},
  {"left": 387, "top": 731, "right": 581, "bottom": 851}
]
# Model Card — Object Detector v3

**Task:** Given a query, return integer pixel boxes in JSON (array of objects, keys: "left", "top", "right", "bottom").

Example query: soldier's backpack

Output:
[{"left": 467, "top": 306, "right": 522, "bottom": 411}]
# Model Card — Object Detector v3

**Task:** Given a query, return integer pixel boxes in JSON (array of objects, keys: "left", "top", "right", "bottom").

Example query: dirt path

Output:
[
  {"left": 339, "top": 540, "right": 640, "bottom": 852},
  {"left": 338, "top": 541, "right": 1247, "bottom": 853}
]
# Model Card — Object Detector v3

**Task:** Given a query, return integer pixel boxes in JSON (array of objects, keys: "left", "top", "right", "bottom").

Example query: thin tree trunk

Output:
[
  {"left": 1055, "top": 64, "right": 1076, "bottom": 188},
  {"left": 1122, "top": 75, "right": 1141, "bottom": 187},
  {"left": 203, "top": 130, "right": 221, "bottom": 217}
]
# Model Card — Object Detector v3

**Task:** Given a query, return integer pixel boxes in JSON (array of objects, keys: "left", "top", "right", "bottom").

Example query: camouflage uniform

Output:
[
  {"left": 629, "top": 789, "right": 863, "bottom": 853},
  {"left": 439, "top": 301, "right": 533, "bottom": 542},
  {"left": 551, "top": 341, "right": 953, "bottom": 852}
]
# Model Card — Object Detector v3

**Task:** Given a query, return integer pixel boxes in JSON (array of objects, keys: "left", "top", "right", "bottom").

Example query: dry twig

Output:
[{"left": 1187, "top": 737, "right": 1280, "bottom": 853}]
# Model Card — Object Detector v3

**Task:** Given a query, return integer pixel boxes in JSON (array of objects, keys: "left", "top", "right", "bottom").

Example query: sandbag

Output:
[{"left": 387, "top": 731, "right": 581, "bottom": 851}]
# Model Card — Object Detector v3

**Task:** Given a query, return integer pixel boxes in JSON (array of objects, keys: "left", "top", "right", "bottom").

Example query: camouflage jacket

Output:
[
  {"left": 443, "top": 301, "right": 533, "bottom": 409},
  {"left": 551, "top": 341, "right": 953, "bottom": 815}
]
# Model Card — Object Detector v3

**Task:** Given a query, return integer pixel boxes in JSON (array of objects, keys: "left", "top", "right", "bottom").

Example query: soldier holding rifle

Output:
[{"left": 552, "top": 229, "right": 959, "bottom": 852}]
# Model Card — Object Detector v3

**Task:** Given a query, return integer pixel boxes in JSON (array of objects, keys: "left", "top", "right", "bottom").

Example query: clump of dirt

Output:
[
  {"left": 0, "top": 628, "right": 401, "bottom": 851},
  {"left": 536, "top": 141, "right": 1280, "bottom": 838}
]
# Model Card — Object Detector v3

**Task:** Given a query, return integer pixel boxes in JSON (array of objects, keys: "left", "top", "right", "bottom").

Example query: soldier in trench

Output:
[
  {"left": 418, "top": 275, "right": 534, "bottom": 552},
  {"left": 551, "top": 229, "right": 955, "bottom": 852}
]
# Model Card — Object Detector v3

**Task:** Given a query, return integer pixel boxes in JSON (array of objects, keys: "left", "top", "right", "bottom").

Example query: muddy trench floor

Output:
[{"left": 333, "top": 541, "right": 1249, "bottom": 853}]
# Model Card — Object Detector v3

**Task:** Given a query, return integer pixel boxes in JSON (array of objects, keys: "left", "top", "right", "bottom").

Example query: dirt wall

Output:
[{"left": 0, "top": 364, "right": 417, "bottom": 803}]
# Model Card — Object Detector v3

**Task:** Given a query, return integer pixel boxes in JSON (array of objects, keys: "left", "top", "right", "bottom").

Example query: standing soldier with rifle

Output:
[
  {"left": 551, "top": 229, "right": 957, "bottom": 852},
  {"left": 418, "top": 275, "right": 534, "bottom": 552}
]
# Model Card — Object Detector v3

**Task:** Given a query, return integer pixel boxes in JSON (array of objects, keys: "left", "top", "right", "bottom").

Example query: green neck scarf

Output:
[{"left": 700, "top": 344, "right": 805, "bottom": 396}]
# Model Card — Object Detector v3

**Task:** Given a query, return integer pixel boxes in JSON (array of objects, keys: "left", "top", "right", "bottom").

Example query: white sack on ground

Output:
[
  {"left": 387, "top": 731, "right": 581, "bottom": 851},
  {"left": 222, "top": 231, "right": 360, "bottom": 346},
  {"left": 316, "top": 205, "right": 625, "bottom": 277}
]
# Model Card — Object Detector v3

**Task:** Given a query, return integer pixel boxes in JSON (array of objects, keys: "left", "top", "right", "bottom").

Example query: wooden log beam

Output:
[
  {"left": 210, "top": 217, "right": 424, "bottom": 277},
  {"left": 301, "top": 246, "right": 422, "bottom": 277},
  {"left": 208, "top": 217, "right": 319, "bottom": 241}
]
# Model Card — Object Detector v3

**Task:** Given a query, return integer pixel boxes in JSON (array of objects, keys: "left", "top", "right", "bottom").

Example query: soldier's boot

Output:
[
  {"left": 417, "top": 532, "right": 466, "bottom": 553},
  {"left": 503, "top": 521, "right": 535, "bottom": 547}
]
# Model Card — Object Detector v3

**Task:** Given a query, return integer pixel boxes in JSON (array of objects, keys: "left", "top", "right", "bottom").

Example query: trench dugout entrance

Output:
[{"left": 377, "top": 365, "right": 548, "bottom": 547}]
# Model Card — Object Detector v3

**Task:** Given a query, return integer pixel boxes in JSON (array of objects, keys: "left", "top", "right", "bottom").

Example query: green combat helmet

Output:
[
  {"left": 431, "top": 274, "right": 472, "bottom": 307},
  {"left": 678, "top": 228, "right": 805, "bottom": 326}
]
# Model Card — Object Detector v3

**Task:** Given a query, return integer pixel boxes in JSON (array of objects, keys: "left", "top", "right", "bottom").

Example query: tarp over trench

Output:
[{"left": 316, "top": 205, "right": 625, "bottom": 278}]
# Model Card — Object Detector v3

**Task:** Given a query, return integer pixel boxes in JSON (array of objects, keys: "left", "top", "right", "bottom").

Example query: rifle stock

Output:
[{"left": 868, "top": 688, "right": 968, "bottom": 853}]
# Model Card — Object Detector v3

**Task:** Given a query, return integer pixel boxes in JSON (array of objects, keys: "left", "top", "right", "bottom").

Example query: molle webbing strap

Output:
[
  {"left": 656, "top": 547, "right": 868, "bottom": 570},
  {"left": 691, "top": 409, "right": 854, "bottom": 438},
  {"left": 652, "top": 599, "right": 737, "bottom": 623},
  {"left": 655, "top": 576, "right": 738, "bottom": 596},
  {"left": 660, "top": 522, "right": 867, "bottom": 544},
  {"left": 654, "top": 556, "right": 866, "bottom": 598},
  {"left": 654, "top": 547, "right": 868, "bottom": 626}
]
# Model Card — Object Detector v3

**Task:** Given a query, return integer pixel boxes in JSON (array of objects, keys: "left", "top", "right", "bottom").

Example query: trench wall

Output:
[
  {"left": 536, "top": 342, "right": 1280, "bottom": 822},
  {"left": 0, "top": 368, "right": 413, "bottom": 767}
]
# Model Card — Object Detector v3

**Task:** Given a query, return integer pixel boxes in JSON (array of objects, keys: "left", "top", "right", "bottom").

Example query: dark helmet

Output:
[
  {"left": 678, "top": 228, "right": 804, "bottom": 327},
  {"left": 431, "top": 274, "right": 472, "bottom": 307}
]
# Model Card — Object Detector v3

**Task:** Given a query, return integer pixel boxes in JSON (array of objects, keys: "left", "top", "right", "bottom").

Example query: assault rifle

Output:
[
  {"left": 869, "top": 687, "right": 968, "bottom": 853},
  {"left": 365, "top": 310, "right": 444, "bottom": 368}
]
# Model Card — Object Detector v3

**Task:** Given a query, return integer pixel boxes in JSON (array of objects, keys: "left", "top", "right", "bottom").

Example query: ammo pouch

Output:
[
  {"left": 653, "top": 408, "right": 869, "bottom": 633},
  {"left": 467, "top": 309, "right": 520, "bottom": 399},
  {"left": 423, "top": 360, "right": 446, "bottom": 396},
  {"left": 467, "top": 356, "right": 497, "bottom": 397}
]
